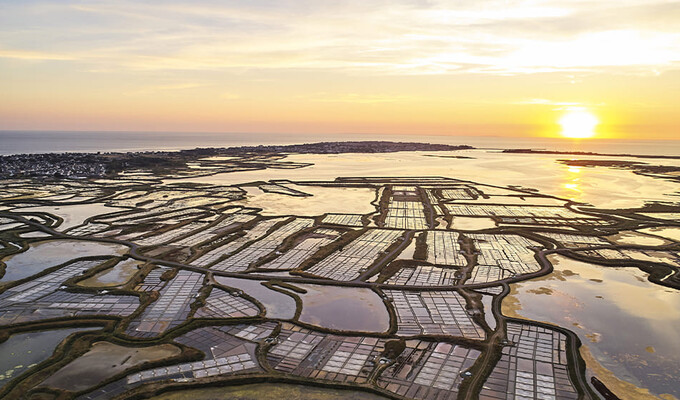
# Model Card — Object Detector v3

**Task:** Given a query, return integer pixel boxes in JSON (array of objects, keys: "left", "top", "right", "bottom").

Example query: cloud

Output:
[
  {"left": 512, "top": 99, "right": 608, "bottom": 112},
  {"left": 220, "top": 92, "right": 241, "bottom": 100},
  {"left": 126, "top": 82, "right": 207, "bottom": 95},
  {"left": 301, "top": 92, "right": 416, "bottom": 103},
  {"left": 0, "top": 1, "right": 678, "bottom": 76},
  {"left": 0, "top": 49, "right": 74, "bottom": 61},
  {"left": 514, "top": 99, "right": 583, "bottom": 106}
]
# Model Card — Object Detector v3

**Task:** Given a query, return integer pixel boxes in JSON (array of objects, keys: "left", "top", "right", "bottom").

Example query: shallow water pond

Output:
[
  {"left": 0, "top": 327, "right": 99, "bottom": 388},
  {"left": 12, "top": 203, "right": 126, "bottom": 231},
  {"left": 40, "top": 341, "right": 180, "bottom": 391},
  {"left": 18, "top": 231, "right": 52, "bottom": 239},
  {"left": 77, "top": 258, "right": 143, "bottom": 287},
  {"left": 0, "top": 222, "right": 25, "bottom": 231},
  {"left": 639, "top": 226, "right": 680, "bottom": 243},
  {"left": 215, "top": 277, "right": 297, "bottom": 319},
  {"left": 295, "top": 283, "right": 390, "bottom": 333},
  {"left": 450, "top": 216, "right": 496, "bottom": 230},
  {"left": 394, "top": 238, "right": 416, "bottom": 260},
  {"left": 606, "top": 231, "right": 670, "bottom": 246},
  {"left": 503, "top": 254, "right": 680, "bottom": 399},
  {"left": 1, "top": 240, "right": 129, "bottom": 282},
  {"left": 233, "top": 185, "right": 376, "bottom": 216},
  {"left": 459, "top": 195, "right": 567, "bottom": 206},
  {"left": 481, "top": 294, "right": 496, "bottom": 330}
]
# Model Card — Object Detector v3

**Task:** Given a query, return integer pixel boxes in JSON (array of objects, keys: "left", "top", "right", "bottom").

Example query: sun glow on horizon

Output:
[
  {"left": 0, "top": 2, "right": 678, "bottom": 138},
  {"left": 558, "top": 109, "right": 599, "bottom": 139}
]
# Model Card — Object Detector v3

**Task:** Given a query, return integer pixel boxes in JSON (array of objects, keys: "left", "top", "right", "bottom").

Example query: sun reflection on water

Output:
[{"left": 563, "top": 165, "right": 582, "bottom": 199}]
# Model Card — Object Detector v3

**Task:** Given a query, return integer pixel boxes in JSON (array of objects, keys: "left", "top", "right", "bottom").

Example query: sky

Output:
[{"left": 0, "top": 0, "right": 679, "bottom": 139}]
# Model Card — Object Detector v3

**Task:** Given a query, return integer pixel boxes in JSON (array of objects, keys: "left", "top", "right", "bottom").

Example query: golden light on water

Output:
[
  {"left": 563, "top": 164, "right": 582, "bottom": 200},
  {"left": 565, "top": 183, "right": 580, "bottom": 191},
  {"left": 559, "top": 110, "right": 599, "bottom": 139}
]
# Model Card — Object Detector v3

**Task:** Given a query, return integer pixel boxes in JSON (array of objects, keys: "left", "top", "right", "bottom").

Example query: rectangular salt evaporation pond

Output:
[
  {"left": 214, "top": 277, "right": 297, "bottom": 320},
  {"left": 1, "top": 240, "right": 129, "bottom": 282},
  {"left": 11, "top": 204, "right": 127, "bottom": 231},
  {"left": 294, "top": 283, "right": 390, "bottom": 333},
  {"left": 503, "top": 254, "right": 680, "bottom": 399},
  {"left": 0, "top": 327, "right": 99, "bottom": 388}
]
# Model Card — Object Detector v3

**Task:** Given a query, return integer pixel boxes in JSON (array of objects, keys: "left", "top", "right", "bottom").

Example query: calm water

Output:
[
  {"left": 235, "top": 185, "right": 376, "bottom": 216},
  {"left": 503, "top": 255, "right": 680, "bottom": 399},
  {"left": 1, "top": 240, "right": 128, "bottom": 282},
  {"left": 1, "top": 130, "right": 680, "bottom": 156},
  {"left": 295, "top": 284, "right": 390, "bottom": 332},
  {"left": 0, "top": 327, "right": 99, "bottom": 388},
  {"left": 77, "top": 258, "right": 143, "bottom": 287},
  {"left": 12, "top": 204, "right": 126, "bottom": 231},
  {"left": 40, "top": 341, "right": 180, "bottom": 391},
  {"left": 215, "top": 277, "right": 297, "bottom": 319},
  {"left": 181, "top": 150, "right": 680, "bottom": 209}
]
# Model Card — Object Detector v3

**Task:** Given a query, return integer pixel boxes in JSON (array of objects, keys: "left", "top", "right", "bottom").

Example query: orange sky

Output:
[{"left": 1, "top": 1, "right": 678, "bottom": 139}]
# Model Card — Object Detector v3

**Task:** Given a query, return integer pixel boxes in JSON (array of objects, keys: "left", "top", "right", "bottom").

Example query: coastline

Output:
[{"left": 2, "top": 131, "right": 680, "bottom": 157}]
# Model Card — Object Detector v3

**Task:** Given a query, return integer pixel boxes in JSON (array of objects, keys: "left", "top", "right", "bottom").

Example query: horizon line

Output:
[{"left": 1, "top": 129, "right": 678, "bottom": 141}]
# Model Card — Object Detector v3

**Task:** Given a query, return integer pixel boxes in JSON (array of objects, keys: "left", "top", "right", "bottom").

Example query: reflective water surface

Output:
[
  {"left": 295, "top": 283, "right": 390, "bottom": 332},
  {"left": 1, "top": 240, "right": 129, "bottom": 282},
  {"left": 12, "top": 204, "right": 126, "bottom": 231},
  {"left": 215, "top": 277, "right": 297, "bottom": 319},
  {"left": 450, "top": 216, "right": 497, "bottom": 230},
  {"left": 233, "top": 185, "right": 376, "bottom": 216},
  {"left": 606, "top": 231, "right": 671, "bottom": 246},
  {"left": 640, "top": 226, "right": 680, "bottom": 243},
  {"left": 77, "top": 258, "right": 143, "bottom": 287},
  {"left": 178, "top": 150, "right": 680, "bottom": 209},
  {"left": 0, "top": 327, "right": 99, "bottom": 387},
  {"left": 40, "top": 341, "right": 181, "bottom": 391},
  {"left": 503, "top": 254, "right": 680, "bottom": 399}
]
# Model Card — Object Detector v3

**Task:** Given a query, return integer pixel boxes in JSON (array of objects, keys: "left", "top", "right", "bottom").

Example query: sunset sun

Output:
[{"left": 558, "top": 110, "right": 599, "bottom": 139}]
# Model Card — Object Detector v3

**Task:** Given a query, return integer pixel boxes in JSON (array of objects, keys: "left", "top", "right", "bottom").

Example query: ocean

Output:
[{"left": 0, "top": 130, "right": 679, "bottom": 156}]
